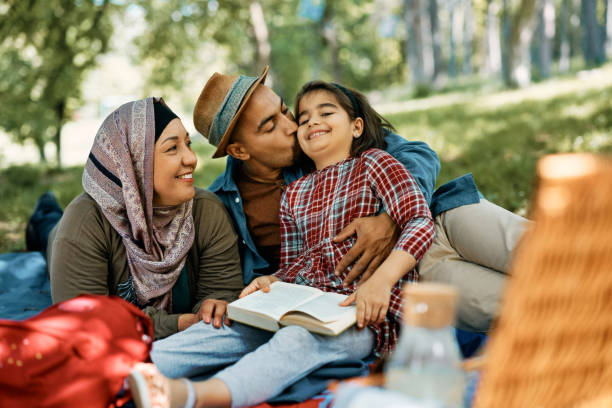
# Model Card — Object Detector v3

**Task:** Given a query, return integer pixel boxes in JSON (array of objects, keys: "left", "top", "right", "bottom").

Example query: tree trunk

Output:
[
  {"left": 322, "top": 20, "right": 342, "bottom": 83},
  {"left": 462, "top": 0, "right": 474, "bottom": 74},
  {"left": 501, "top": 0, "right": 511, "bottom": 81},
  {"left": 448, "top": 0, "right": 458, "bottom": 78},
  {"left": 37, "top": 141, "right": 47, "bottom": 163},
  {"left": 581, "top": 0, "right": 604, "bottom": 65},
  {"left": 319, "top": 4, "right": 341, "bottom": 83},
  {"left": 606, "top": 0, "right": 612, "bottom": 58},
  {"left": 482, "top": 0, "right": 502, "bottom": 75},
  {"left": 403, "top": 0, "right": 426, "bottom": 84},
  {"left": 249, "top": 2, "right": 271, "bottom": 72},
  {"left": 559, "top": 0, "right": 571, "bottom": 72},
  {"left": 538, "top": 0, "right": 555, "bottom": 78},
  {"left": 429, "top": 0, "right": 443, "bottom": 83},
  {"left": 55, "top": 101, "right": 65, "bottom": 168},
  {"left": 505, "top": 0, "right": 539, "bottom": 87}
]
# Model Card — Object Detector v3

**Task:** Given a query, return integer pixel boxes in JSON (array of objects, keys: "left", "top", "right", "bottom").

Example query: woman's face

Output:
[
  {"left": 296, "top": 89, "right": 362, "bottom": 170},
  {"left": 153, "top": 118, "right": 197, "bottom": 206}
]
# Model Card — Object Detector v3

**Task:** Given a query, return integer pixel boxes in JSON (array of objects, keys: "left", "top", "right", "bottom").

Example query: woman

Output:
[{"left": 48, "top": 97, "right": 243, "bottom": 340}]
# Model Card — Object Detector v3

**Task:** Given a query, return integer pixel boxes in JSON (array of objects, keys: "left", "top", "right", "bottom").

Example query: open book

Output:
[{"left": 227, "top": 281, "right": 357, "bottom": 336}]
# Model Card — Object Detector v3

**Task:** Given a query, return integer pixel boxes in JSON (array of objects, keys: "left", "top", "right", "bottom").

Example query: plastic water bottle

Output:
[{"left": 384, "top": 283, "right": 465, "bottom": 408}]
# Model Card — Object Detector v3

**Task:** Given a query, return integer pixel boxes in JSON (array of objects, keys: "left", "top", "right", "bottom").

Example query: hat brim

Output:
[{"left": 211, "top": 65, "right": 269, "bottom": 158}]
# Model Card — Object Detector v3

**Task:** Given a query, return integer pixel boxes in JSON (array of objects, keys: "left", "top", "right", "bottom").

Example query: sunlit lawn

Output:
[
  {"left": 1, "top": 73, "right": 611, "bottom": 252},
  {"left": 388, "top": 82, "right": 612, "bottom": 214}
]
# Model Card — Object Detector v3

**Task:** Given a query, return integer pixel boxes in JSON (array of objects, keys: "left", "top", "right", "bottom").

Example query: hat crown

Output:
[
  {"left": 193, "top": 73, "right": 239, "bottom": 140},
  {"left": 193, "top": 66, "right": 269, "bottom": 159}
]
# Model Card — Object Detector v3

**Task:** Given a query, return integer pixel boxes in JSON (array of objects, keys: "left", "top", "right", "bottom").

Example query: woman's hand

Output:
[
  {"left": 197, "top": 298, "right": 231, "bottom": 328},
  {"left": 333, "top": 212, "right": 399, "bottom": 287},
  {"left": 339, "top": 276, "right": 392, "bottom": 329},
  {"left": 239, "top": 275, "right": 280, "bottom": 298},
  {"left": 177, "top": 313, "right": 199, "bottom": 331}
]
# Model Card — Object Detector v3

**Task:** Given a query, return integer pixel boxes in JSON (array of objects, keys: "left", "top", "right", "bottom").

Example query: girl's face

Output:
[
  {"left": 296, "top": 90, "right": 363, "bottom": 170},
  {"left": 153, "top": 118, "right": 198, "bottom": 206}
]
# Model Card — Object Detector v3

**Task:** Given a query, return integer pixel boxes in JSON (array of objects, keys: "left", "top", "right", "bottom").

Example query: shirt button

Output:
[{"left": 235, "top": 197, "right": 240, "bottom": 203}]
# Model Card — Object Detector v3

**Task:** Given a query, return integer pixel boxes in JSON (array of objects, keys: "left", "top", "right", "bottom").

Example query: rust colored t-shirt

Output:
[{"left": 236, "top": 165, "right": 287, "bottom": 273}]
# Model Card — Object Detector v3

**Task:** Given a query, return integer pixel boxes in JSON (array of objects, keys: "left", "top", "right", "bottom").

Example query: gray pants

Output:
[
  {"left": 418, "top": 199, "right": 529, "bottom": 333},
  {"left": 151, "top": 322, "right": 375, "bottom": 407}
]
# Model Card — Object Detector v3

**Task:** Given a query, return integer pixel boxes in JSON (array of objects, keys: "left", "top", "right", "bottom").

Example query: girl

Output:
[
  {"left": 244, "top": 80, "right": 435, "bottom": 354},
  {"left": 128, "top": 81, "right": 435, "bottom": 408}
]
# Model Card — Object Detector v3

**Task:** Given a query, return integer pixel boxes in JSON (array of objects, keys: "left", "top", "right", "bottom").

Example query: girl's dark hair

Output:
[{"left": 294, "top": 80, "right": 395, "bottom": 157}]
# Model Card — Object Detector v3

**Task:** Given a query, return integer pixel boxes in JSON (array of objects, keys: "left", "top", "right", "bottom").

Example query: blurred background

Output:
[{"left": 1, "top": 0, "right": 611, "bottom": 251}]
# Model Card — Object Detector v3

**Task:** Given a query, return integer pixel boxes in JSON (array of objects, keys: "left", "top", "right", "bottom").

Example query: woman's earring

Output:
[{"left": 353, "top": 133, "right": 361, "bottom": 139}]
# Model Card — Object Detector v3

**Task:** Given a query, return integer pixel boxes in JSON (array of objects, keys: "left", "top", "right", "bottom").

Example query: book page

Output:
[
  {"left": 290, "top": 292, "right": 356, "bottom": 323},
  {"left": 230, "top": 282, "right": 321, "bottom": 321}
]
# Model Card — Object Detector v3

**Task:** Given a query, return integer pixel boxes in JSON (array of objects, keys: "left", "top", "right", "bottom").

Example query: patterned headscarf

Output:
[{"left": 82, "top": 97, "right": 195, "bottom": 311}]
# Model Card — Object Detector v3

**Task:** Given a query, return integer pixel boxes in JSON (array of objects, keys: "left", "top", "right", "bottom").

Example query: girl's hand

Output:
[
  {"left": 340, "top": 276, "right": 391, "bottom": 329},
  {"left": 239, "top": 275, "right": 280, "bottom": 298}
]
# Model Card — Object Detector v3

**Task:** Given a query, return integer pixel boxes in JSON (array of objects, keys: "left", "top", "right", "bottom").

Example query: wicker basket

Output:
[{"left": 474, "top": 153, "right": 612, "bottom": 408}]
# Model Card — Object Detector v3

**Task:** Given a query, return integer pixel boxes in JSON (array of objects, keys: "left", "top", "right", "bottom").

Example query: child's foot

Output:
[{"left": 128, "top": 363, "right": 195, "bottom": 408}]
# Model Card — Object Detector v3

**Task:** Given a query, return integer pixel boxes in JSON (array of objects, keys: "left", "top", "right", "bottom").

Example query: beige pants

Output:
[{"left": 418, "top": 199, "right": 529, "bottom": 333}]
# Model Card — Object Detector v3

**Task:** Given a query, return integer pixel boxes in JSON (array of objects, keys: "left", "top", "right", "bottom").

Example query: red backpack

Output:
[{"left": 0, "top": 294, "right": 153, "bottom": 407}]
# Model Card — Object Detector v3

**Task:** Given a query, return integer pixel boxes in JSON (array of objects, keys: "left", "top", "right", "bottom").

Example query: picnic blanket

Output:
[
  {"left": 0, "top": 252, "right": 51, "bottom": 320},
  {"left": 0, "top": 251, "right": 485, "bottom": 407}
]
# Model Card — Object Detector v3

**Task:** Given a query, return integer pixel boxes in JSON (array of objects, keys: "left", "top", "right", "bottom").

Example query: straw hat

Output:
[{"left": 193, "top": 65, "right": 269, "bottom": 158}]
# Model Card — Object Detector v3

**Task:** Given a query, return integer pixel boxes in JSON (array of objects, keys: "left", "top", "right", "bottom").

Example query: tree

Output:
[
  {"left": 482, "top": 0, "right": 502, "bottom": 76},
  {"left": 449, "top": 0, "right": 459, "bottom": 77},
  {"left": 559, "top": 0, "right": 571, "bottom": 72},
  {"left": 581, "top": 0, "right": 605, "bottom": 65},
  {"left": 0, "top": 0, "right": 119, "bottom": 166},
  {"left": 535, "top": 0, "right": 555, "bottom": 78},
  {"left": 429, "top": 0, "right": 444, "bottom": 83},
  {"left": 135, "top": 0, "right": 404, "bottom": 104},
  {"left": 504, "top": 0, "right": 539, "bottom": 87},
  {"left": 463, "top": 0, "right": 474, "bottom": 74},
  {"left": 402, "top": 0, "right": 434, "bottom": 86},
  {"left": 604, "top": 0, "right": 612, "bottom": 58}
]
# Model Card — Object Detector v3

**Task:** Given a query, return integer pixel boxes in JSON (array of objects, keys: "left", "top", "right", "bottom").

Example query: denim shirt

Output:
[{"left": 208, "top": 131, "right": 479, "bottom": 284}]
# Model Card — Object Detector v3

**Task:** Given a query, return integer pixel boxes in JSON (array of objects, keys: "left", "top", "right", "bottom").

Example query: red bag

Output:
[{"left": 0, "top": 294, "right": 153, "bottom": 408}]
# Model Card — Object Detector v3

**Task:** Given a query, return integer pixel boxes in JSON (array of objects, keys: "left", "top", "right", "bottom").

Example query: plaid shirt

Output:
[{"left": 275, "top": 148, "right": 435, "bottom": 355}]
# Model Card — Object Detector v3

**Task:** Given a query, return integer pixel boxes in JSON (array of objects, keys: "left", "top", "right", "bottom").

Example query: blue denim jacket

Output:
[{"left": 208, "top": 132, "right": 479, "bottom": 284}]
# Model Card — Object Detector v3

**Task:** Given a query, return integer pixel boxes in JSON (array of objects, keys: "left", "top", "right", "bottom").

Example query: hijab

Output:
[{"left": 82, "top": 97, "right": 195, "bottom": 311}]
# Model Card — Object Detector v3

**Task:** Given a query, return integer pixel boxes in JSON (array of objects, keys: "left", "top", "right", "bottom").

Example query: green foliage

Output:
[
  {"left": 0, "top": 139, "right": 226, "bottom": 252},
  {"left": 0, "top": 164, "right": 83, "bottom": 252},
  {"left": 133, "top": 0, "right": 404, "bottom": 104},
  {"left": 3, "top": 77, "right": 612, "bottom": 251},
  {"left": 0, "top": 0, "right": 120, "bottom": 165},
  {"left": 388, "top": 84, "right": 612, "bottom": 213}
]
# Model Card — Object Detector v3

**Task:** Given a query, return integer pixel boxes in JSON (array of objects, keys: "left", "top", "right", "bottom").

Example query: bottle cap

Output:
[{"left": 403, "top": 283, "right": 458, "bottom": 328}]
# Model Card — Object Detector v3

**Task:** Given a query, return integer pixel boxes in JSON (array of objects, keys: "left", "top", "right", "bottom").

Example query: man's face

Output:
[{"left": 230, "top": 85, "right": 299, "bottom": 172}]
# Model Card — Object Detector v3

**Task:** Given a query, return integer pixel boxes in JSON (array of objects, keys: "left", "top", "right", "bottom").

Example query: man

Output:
[
  {"left": 149, "top": 66, "right": 525, "bottom": 406},
  {"left": 195, "top": 66, "right": 527, "bottom": 333}
]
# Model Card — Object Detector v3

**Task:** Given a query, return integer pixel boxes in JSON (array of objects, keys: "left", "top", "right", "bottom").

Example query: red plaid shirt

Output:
[{"left": 275, "top": 148, "right": 435, "bottom": 355}]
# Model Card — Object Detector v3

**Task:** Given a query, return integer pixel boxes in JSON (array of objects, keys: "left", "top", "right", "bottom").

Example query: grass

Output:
[
  {"left": 0, "top": 141, "right": 225, "bottom": 252},
  {"left": 2, "top": 70, "right": 612, "bottom": 252}
]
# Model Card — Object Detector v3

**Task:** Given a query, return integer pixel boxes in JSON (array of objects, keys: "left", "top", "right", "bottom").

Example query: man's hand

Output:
[
  {"left": 239, "top": 275, "right": 280, "bottom": 298},
  {"left": 333, "top": 212, "right": 399, "bottom": 287},
  {"left": 339, "top": 276, "right": 392, "bottom": 329},
  {"left": 197, "top": 298, "right": 231, "bottom": 328},
  {"left": 177, "top": 313, "right": 199, "bottom": 331}
]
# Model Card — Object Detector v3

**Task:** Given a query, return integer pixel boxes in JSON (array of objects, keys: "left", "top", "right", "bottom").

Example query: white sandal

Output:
[{"left": 128, "top": 363, "right": 196, "bottom": 408}]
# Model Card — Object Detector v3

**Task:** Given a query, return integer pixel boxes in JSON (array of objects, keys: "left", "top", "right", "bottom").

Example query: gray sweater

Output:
[{"left": 48, "top": 187, "right": 243, "bottom": 340}]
